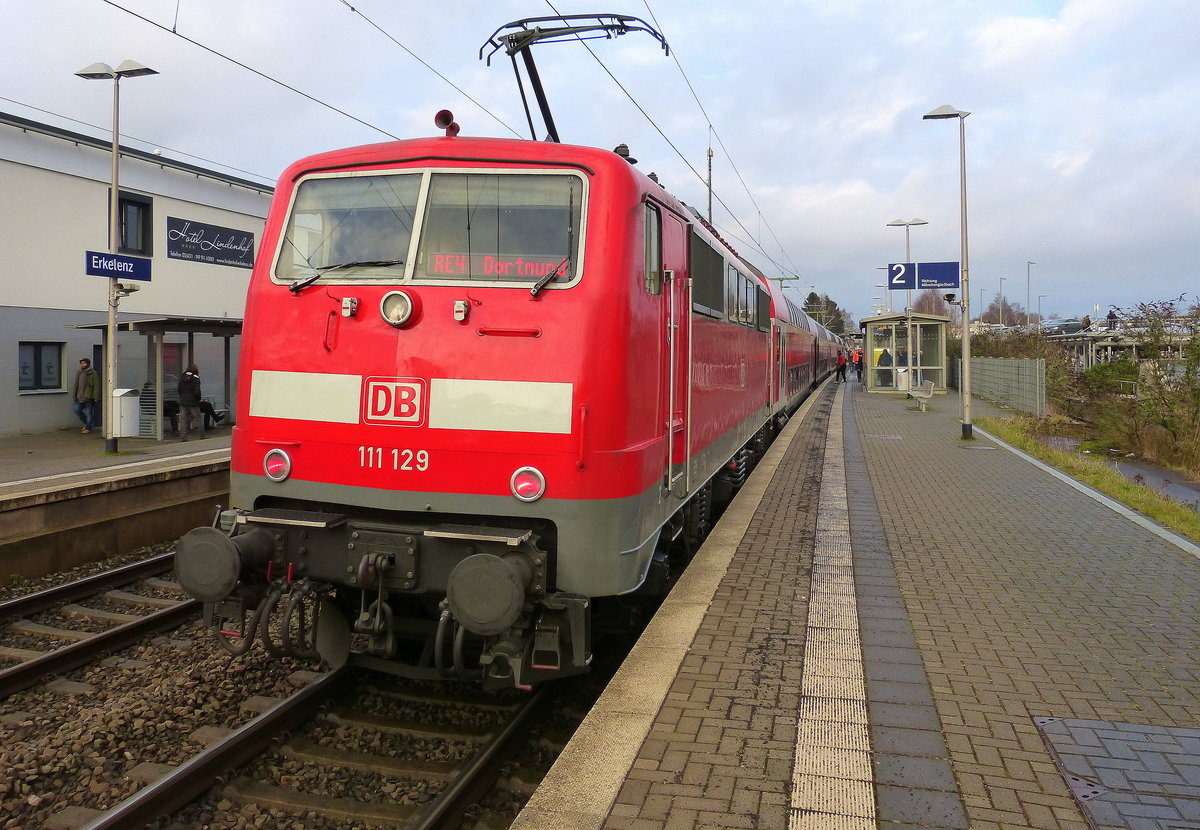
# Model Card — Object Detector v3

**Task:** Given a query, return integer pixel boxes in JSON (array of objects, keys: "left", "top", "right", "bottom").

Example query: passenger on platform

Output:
[
  {"left": 161, "top": 399, "right": 180, "bottom": 435},
  {"left": 200, "top": 399, "right": 225, "bottom": 430},
  {"left": 72, "top": 358, "right": 100, "bottom": 434},
  {"left": 1106, "top": 309, "right": 1118, "bottom": 330},
  {"left": 852, "top": 349, "right": 863, "bottom": 381},
  {"left": 877, "top": 348, "right": 894, "bottom": 387},
  {"left": 835, "top": 350, "right": 848, "bottom": 383},
  {"left": 178, "top": 364, "right": 205, "bottom": 441}
]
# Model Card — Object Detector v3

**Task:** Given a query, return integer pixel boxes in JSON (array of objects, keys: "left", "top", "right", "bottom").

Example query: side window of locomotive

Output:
[
  {"left": 275, "top": 173, "right": 421, "bottom": 280},
  {"left": 416, "top": 173, "right": 582, "bottom": 283},
  {"left": 689, "top": 231, "right": 724, "bottom": 317},
  {"left": 644, "top": 203, "right": 662, "bottom": 295}
]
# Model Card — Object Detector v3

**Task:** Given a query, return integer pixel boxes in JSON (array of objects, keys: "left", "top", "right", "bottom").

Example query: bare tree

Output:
[{"left": 913, "top": 289, "right": 953, "bottom": 317}]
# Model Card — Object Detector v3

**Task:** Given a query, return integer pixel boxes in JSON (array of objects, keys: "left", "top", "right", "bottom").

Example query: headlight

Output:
[{"left": 380, "top": 290, "right": 415, "bottom": 327}]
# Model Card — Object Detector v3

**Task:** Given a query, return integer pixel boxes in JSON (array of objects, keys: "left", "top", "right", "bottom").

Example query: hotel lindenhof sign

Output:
[{"left": 166, "top": 217, "right": 255, "bottom": 269}]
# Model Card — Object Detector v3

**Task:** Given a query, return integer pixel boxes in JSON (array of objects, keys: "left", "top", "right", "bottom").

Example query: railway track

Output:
[
  {"left": 65, "top": 671, "right": 555, "bottom": 829},
  {"left": 0, "top": 550, "right": 593, "bottom": 829},
  {"left": 0, "top": 551, "right": 198, "bottom": 699}
]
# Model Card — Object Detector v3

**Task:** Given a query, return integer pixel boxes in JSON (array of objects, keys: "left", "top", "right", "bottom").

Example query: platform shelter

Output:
[{"left": 859, "top": 311, "right": 950, "bottom": 393}]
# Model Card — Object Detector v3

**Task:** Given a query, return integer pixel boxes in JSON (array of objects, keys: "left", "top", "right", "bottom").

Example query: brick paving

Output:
[
  {"left": 601, "top": 387, "right": 835, "bottom": 829},
  {"left": 852, "top": 384, "right": 1200, "bottom": 829},
  {"left": 514, "top": 380, "right": 1200, "bottom": 829}
]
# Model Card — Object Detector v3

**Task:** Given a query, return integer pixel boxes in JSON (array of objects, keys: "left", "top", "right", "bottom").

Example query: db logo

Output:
[{"left": 362, "top": 377, "right": 427, "bottom": 426}]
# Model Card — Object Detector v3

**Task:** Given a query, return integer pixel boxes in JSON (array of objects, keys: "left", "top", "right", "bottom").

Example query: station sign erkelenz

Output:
[
  {"left": 887, "top": 261, "right": 961, "bottom": 290},
  {"left": 85, "top": 250, "right": 151, "bottom": 282}
]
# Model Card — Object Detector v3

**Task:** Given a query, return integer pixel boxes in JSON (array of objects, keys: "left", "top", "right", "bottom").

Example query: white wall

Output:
[{"left": 0, "top": 115, "right": 271, "bottom": 437}]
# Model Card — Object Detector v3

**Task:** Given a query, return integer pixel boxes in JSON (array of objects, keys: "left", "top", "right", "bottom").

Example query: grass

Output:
[{"left": 977, "top": 416, "right": 1200, "bottom": 545}]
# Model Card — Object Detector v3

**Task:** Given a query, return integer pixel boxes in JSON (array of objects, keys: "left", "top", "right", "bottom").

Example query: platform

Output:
[
  {"left": 0, "top": 427, "right": 231, "bottom": 578},
  {"left": 514, "top": 379, "right": 1200, "bottom": 830},
  {"left": 0, "top": 427, "right": 230, "bottom": 495}
]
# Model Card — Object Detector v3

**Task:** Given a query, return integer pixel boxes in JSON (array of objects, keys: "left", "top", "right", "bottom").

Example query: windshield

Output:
[
  {"left": 273, "top": 170, "right": 584, "bottom": 286},
  {"left": 416, "top": 173, "right": 581, "bottom": 283},
  {"left": 275, "top": 173, "right": 421, "bottom": 280}
]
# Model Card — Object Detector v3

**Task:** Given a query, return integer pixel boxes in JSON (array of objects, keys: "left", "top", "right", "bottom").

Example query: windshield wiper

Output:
[
  {"left": 322, "top": 259, "right": 405, "bottom": 271},
  {"left": 287, "top": 259, "right": 405, "bottom": 294},
  {"left": 530, "top": 257, "right": 569, "bottom": 297}
]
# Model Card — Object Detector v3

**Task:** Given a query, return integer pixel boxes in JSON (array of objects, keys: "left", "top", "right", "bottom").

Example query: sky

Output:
[{"left": 3, "top": 0, "right": 1198, "bottom": 325}]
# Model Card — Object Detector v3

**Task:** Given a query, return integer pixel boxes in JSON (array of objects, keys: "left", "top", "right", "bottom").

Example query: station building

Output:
[{"left": 0, "top": 112, "right": 273, "bottom": 438}]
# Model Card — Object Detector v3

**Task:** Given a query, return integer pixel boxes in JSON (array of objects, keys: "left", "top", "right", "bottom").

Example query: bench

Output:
[{"left": 908, "top": 379, "right": 935, "bottom": 411}]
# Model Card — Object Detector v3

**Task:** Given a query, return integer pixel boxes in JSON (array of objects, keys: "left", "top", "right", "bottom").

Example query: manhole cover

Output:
[{"left": 1036, "top": 718, "right": 1200, "bottom": 827}]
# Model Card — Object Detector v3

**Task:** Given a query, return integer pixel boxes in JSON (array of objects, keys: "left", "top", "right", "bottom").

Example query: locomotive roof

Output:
[{"left": 278, "top": 134, "right": 647, "bottom": 185}]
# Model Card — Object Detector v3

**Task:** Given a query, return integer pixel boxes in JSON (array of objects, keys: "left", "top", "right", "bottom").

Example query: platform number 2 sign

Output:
[{"left": 888, "top": 263, "right": 916, "bottom": 290}]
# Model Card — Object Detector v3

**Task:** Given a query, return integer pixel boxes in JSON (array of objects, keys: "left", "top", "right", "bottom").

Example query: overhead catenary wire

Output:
[
  {"left": 97, "top": 0, "right": 805, "bottom": 284},
  {"left": 639, "top": 0, "right": 802, "bottom": 281},
  {"left": 537, "top": 0, "right": 802, "bottom": 282},
  {"left": 333, "top": 0, "right": 523, "bottom": 139},
  {"left": 101, "top": 0, "right": 402, "bottom": 141},
  {"left": 0, "top": 94, "right": 276, "bottom": 184}
]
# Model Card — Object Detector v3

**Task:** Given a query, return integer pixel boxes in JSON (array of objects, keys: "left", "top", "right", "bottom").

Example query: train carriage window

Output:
[
  {"left": 417, "top": 173, "right": 582, "bottom": 283},
  {"left": 644, "top": 203, "right": 663, "bottom": 295},
  {"left": 740, "top": 275, "right": 755, "bottom": 327},
  {"left": 725, "top": 266, "right": 739, "bottom": 323},
  {"left": 757, "top": 288, "right": 771, "bottom": 332},
  {"left": 275, "top": 173, "right": 421, "bottom": 280},
  {"left": 690, "top": 231, "right": 724, "bottom": 316}
]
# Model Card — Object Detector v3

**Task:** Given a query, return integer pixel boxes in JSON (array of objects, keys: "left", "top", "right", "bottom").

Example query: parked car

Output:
[{"left": 1041, "top": 318, "right": 1084, "bottom": 335}]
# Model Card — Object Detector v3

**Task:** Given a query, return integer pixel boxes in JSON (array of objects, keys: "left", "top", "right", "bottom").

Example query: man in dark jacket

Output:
[
  {"left": 177, "top": 364, "right": 205, "bottom": 441},
  {"left": 73, "top": 358, "right": 100, "bottom": 434}
]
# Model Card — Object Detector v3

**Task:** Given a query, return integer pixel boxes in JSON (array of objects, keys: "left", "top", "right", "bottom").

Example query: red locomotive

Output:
[{"left": 176, "top": 113, "right": 840, "bottom": 689}]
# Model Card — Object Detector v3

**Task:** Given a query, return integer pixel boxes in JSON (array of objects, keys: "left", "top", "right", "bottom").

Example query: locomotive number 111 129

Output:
[{"left": 358, "top": 446, "right": 430, "bottom": 471}]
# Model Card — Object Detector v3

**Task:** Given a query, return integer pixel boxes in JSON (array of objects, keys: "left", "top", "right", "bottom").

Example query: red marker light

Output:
[
  {"left": 510, "top": 467, "right": 546, "bottom": 502},
  {"left": 263, "top": 449, "right": 292, "bottom": 482}
]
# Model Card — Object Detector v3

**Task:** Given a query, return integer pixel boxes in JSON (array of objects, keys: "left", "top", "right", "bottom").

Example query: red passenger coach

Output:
[{"left": 176, "top": 121, "right": 839, "bottom": 689}]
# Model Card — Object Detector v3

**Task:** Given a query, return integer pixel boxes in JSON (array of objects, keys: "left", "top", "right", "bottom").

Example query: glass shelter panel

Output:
[
  {"left": 871, "top": 324, "right": 897, "bottom": 388},
  {"left": 916, "top": 323, "right": 944, "bottom": 387}
]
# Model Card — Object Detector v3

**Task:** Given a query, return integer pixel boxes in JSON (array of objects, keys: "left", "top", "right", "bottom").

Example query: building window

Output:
[
  {"left": 117, "top": 191, "right": 153, "bottom": 255},
  {"left": 19, "top": 342, "right": 63, "bottom": 391}
]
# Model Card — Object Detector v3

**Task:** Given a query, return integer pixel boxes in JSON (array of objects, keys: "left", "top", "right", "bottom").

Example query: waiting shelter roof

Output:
[{"left": 71, "top": 316, "right": 242, "bottom": 336}]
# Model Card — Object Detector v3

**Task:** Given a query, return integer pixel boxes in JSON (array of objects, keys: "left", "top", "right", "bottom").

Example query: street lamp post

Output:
[
  {"left": 1038, "top": 293, "right": 1047, "bottom": 330},
  {"left": 999, "top": 276, "right": 1006, "bottom": 327},
  {"left": 1026, "top": 261, "right": 1035, "bottom": 328},
  {"left": 923, "top": 104, "right": 972, "bottom": 438},
  {"left": 874, "top": 280, "right": 891, "bottom": 313},
  {"left": 76, "top": 60, "right": 158, "bottom": 453}
]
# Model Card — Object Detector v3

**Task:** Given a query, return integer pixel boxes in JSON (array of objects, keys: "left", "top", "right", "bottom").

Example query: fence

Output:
[{"left": 948, "top": 357, "right": 1046, "bottom": 416}]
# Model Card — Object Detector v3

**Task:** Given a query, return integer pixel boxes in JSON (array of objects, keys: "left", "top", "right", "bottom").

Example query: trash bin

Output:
[{"left": 112, "top": 388, "right": 141, "bottom": 438}]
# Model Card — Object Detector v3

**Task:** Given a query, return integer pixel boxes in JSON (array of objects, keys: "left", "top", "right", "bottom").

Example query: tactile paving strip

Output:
[{"left": 790, "top": 386, "right": 877, "bottom": 828}]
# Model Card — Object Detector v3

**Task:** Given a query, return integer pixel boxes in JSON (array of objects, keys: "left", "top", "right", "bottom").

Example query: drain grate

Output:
[{"left": 1065, "top": 775, "right": 1107, "bottom": 801}]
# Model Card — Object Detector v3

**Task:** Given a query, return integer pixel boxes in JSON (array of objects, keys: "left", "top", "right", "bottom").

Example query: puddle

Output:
[{"left": 1036, "top": 434, "right": 1200, "bottom": 509}]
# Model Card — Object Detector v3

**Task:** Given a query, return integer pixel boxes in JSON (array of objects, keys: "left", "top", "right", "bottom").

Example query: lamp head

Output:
[
  {"left": 76, "top": 62, "right": 116, "bottom": 80},
  {"left": 113, "top": 61, "right": 158, "bottom": 78},
  {"left": 924, "top": 104, "right": 969, "bottom": 120},
  {"left": 77, "top": 61, "right": 158, "bottom": 80}
]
